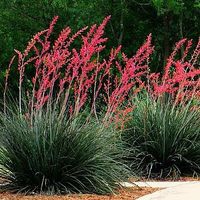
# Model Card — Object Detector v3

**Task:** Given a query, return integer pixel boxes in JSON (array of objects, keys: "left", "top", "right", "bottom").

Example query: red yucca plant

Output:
[
  {"left": 5, "top": 16, "right": 154, "bottom": 123},
  {"left": 148, "top": 38, "right": 200, "bottom": 104},
  {"left": 2, "top": 16, "right": 199, "bottom": 194}
]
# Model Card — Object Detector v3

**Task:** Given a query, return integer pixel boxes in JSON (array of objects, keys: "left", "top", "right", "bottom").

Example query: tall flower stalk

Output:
[
  {"left": 5, "top": 16, "right": 154, "bottom": 124},
  {"left": 4, "top": 17, "right": 199, "bottom": 124},
  {"left": 148, "top": 38, "right": 200, "bottom": 104}
]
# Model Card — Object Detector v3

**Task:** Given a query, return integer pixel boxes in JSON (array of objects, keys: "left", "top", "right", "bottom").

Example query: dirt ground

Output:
[{"left": 0, "top": 187, "right": 158, "bottom": 200}]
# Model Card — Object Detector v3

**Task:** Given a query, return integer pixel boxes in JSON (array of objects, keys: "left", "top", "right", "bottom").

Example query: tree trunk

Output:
[
  {"left": 179, "top": 11, "right": 184, "bottom": 56},
  {"left": 118, "top": 0, "right": 124, "bottom": 46},
  {"left": 163, "top": 13, "right": 171, "bottom": 66}
]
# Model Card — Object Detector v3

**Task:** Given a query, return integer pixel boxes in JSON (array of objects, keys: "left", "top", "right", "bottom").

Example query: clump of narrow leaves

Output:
[
  {"left": 123, "top": 95, "right": 200, "bottom": 178},
  {"left": 0, "top": 107, "right": 129, "bottom": 194}
]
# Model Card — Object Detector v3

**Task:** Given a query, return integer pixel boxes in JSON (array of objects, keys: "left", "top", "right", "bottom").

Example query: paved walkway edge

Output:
[
  {"left": 121, "top": 181, "right": 198, "bottom": 188},
  {"left": 136, "top": 182, "right": 200, "bottom": 200}
]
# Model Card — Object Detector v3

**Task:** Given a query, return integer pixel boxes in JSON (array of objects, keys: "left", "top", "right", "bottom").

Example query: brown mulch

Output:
[
  {"left": 1, "top": 176, "right": 199, "bottom": 200},
  {"left": 2, "top": 175, "right": 198, "bottom": 200},
  {"left": 0, "top": 187, "right": 158, "bottom": 200}
]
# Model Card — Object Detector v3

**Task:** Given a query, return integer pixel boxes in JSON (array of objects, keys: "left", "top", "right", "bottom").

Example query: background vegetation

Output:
[{"left": 0, "top": 0, "right": 199, "bottom": 85}]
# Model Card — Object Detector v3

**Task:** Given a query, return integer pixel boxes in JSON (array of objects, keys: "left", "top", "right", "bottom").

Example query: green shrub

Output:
[
  {"left": 123, "top": 96, "right": 200, "bottom": 178},
  {"left": 0, "top": 108, "right": 129, "bottom": 194}
]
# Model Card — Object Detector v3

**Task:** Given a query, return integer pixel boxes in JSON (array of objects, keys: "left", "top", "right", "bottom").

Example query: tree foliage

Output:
[{"left": 0, "top": 0, "right": 199, "bottom": 87}]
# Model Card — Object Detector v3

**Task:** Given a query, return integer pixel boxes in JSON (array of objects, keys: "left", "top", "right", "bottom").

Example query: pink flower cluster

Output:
[
  {"left": 6, "top": 16, "right": 154, "bottom": 123},
  {"left": 148, "top": 38, "right": 200, "bottom": 103},
  {"left": 5, "top": 16, "right": 200, "bottom": 124}
]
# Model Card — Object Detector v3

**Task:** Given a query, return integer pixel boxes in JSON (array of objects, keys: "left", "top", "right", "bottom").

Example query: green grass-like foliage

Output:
[
  {"left": 123, "top": 96, "right": 200, "bottom": 178},
  {"left": 0, "top": 109, "right": 129, "bottom": 194}
]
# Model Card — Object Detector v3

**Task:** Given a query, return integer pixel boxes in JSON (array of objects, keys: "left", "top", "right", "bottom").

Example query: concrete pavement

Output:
[
  {"left": 135, "top": 181, "right": 200, "bottom": 200},
  {"left": 121, "top": 181, "right": 197, "bottom": 188}
]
